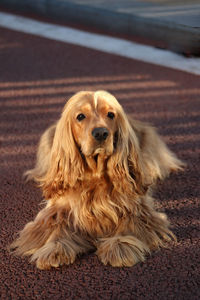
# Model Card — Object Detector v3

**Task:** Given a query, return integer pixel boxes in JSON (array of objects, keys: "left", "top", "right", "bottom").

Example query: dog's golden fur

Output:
[{"left": 10, "top": 91, "right": 183, "bottom": 269}]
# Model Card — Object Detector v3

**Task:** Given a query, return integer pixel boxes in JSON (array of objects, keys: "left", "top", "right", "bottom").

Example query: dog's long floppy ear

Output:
[
  {"left": 40, "top": 105, "right": 84, "bottom": 199},
  {"left": 107, "top": 111, "right": 146, "bottom": 196},
  {"left": 107, "top": 109, "right": 184, "bottom": 196},
  {"left": 128, "top": 118, "right": 184, "bottom": 186}
]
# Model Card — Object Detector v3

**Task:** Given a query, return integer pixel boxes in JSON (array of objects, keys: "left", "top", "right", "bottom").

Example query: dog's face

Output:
[
  {"left": 45, "top": 90, "right": 143, "bottom": 195},
  {"left": 71, "top": 92, "right": 119, "bottom": 158}
]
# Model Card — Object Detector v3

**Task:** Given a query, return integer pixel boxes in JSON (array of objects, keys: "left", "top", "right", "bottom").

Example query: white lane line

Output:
[{"left": 0, "top": 12, "right": 200, "bottom": 75}]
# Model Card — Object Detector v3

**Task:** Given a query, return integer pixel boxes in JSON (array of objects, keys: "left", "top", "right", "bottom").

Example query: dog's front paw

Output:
[
  {"left": 96, "top": 235, "right": 150, "bottom": 267},
  {"left": 31, "top": 241, "right": 77, "bottom": 270}
]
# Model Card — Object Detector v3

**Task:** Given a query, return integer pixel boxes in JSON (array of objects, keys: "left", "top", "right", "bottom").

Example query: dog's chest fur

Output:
[{"left": 55, "top": 175, "right": 134, "bottom": 238}]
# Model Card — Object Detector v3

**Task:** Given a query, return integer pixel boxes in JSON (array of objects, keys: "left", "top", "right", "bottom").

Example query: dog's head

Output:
[
  {"left": 41, "top": 91, "right": 145, "bottom": 198},
  {"left": 41, "top": 90, "right": 183, "bottom": 199}
]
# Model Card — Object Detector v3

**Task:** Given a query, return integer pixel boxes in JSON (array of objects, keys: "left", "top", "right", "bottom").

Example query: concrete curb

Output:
[{"left": 0, "top": 0, "right": 200, "bottom": 55}]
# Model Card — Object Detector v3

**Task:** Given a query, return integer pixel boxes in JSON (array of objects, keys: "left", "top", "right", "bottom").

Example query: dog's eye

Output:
[
  {"left": 107, "top": 112, "right": 115, "bottom": 120},
  {"left": 77, "top": 113, "right": 86, "bottom": 121}
]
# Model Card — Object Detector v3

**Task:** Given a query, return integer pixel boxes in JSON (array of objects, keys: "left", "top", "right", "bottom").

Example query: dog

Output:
[{"left": 10, "top": 90, "right": 183, "bottom": 269}]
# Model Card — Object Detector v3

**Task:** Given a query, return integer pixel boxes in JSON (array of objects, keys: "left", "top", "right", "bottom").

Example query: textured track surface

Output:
[{"left": 0, "top": 25, "right": 199, "bottom": 300}]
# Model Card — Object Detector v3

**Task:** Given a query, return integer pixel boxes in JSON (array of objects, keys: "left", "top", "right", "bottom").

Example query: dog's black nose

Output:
[{"left": 92, "top": 127, "right": 109, "bottom": 141}]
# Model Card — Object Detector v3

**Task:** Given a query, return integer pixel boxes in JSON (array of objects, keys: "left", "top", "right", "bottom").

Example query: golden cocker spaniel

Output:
[{"left": 11, "top": 91, "right": 183, "bottom": 269}]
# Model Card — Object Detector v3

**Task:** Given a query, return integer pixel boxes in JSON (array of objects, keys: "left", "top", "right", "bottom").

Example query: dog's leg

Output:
[
  {"left": 96, "top": 235, "right": 150, "bottom": 267},
  {"left": 126, "top": 194, "right": 177, "bottom": 251},
  {"left": 96, "top": 198, "right": 175, "bottom": 267},
  {"left": 32, "top": 228, "right": 93, "bottom": 270},
  {"left": 130, "top": 208, "right": 176, "bottom": 251},
  {"left": 10, "top": 205, "right": 93, "bottom": 269}
]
